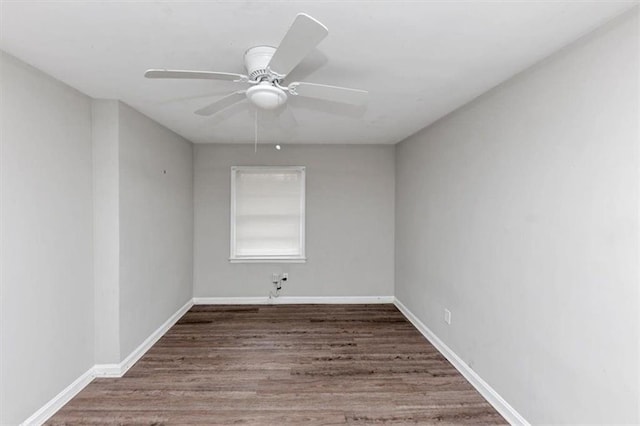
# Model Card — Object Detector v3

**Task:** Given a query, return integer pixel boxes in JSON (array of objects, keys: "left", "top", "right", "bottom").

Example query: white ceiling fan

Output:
[{"left": 144, "top": 13, "right": 368, "bottom": 118}]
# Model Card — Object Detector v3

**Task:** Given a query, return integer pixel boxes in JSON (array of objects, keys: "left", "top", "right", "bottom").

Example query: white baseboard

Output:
[
  {"left": 94, "top": 298, "right": 194, "bottom": 378},
  {"left": 26, "top": 296, "right": 524, "bottom": 426},
  {"left": 24, "top": 295, "right": 392, "bottom": 424},
  {"left": 393, "top": 298, "right": 529, "bottom": 426},
  {"left": 23, "top": 299, "right": 195, "bottom": 425},
  {"left": 193, "top": 296, "right": 394, "bottom": 305},
  {"left": 20, "top": 366, "right": 96, "bottom": 426},
  {"left": 192, "top": 296, "right": 268, "bottom": 305},
  {"left": 92, "top": 362, "right": 122, "bottom": 377}
]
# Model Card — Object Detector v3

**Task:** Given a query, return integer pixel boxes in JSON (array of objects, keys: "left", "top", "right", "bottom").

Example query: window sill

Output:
[{"left": 229, "top": 258, "right": 307, "bottom": 264}]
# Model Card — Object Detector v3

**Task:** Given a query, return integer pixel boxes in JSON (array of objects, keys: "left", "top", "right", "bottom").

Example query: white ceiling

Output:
[{"left": 0, "top": 1, "right": 635, "bottom": 145}]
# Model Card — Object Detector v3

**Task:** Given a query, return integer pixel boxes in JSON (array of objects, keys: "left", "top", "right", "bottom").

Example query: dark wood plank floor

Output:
[{"left": 47, "top": 304, "right": 506, "bottom": 425}]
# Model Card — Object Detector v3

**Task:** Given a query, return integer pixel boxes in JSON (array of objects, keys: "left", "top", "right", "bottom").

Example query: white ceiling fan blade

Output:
[
  {"left": 288, "top": 82, "right": 368, "bottom": 105},
  {"left": 145, "top": 69, "right": 248, "bottom": 82},
  {"left": 267, "top": 13, "right": 328, "bottom": 78},
  {"left": 195, "top": 91, "right": 246, "bottom": 116}
]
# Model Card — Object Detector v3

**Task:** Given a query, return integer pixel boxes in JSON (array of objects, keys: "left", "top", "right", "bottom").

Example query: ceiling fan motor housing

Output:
[
  {"left": 144, "top": 14, "right": 367, "bottom": 117},
  {"left": 244, "top": 46, "right": 278, "bottom": 81}
]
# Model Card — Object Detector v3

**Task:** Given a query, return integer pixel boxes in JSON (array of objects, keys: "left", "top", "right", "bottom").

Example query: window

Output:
[{"left": 230, "top": 166, "right": 306, "bottom": 262}]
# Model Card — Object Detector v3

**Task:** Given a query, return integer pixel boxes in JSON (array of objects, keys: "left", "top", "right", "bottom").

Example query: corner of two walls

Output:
[
  {"left": 394, "top": 9, "right": 639, "bottom": 425},
  {"left": 92, "top": 100, "right": 121, "bottom": 363},
  {"left": 92, "top": 100, "right": 194, "bottom": 364}
]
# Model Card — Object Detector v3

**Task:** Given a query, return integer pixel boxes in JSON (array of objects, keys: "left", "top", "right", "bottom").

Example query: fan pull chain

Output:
[{"left": 254, "top": 109, "right": 258, "bottom": 153}]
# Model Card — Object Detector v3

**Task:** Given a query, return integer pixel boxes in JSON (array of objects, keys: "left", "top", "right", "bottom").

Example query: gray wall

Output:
[
  {"left": 92, "top": 100, "right": 121, "bottom": 364},
  {"left": 0, "top": 52, "right": 95, "bottom": 425},
  {"left": 118, "top": 103, "right": 194, "bottom": 357},
  {"left": 395, "top": 10, "right": 638, "bottom": 425},
  {"left": 92, "top": 100, "right": 194, "bottom": 364},
  {"left": 194, "top": 144, "right": 394, "bottom": 298},
  {"left": 0, "top": 52, "right": 194, "bottom": 422}
]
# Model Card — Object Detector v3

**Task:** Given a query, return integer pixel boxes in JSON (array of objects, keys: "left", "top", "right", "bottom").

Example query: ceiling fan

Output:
[{"left": 144, "top": 13, "right": 368, "bottom": 118}]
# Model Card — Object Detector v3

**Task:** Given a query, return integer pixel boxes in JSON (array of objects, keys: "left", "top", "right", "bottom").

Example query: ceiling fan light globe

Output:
[{"left": 246, "top": 84, "right": 287, "bottom": 110}]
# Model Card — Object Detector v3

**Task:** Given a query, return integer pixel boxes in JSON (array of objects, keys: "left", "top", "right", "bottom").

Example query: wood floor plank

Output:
[{"left": 47, "top": 304, "right": 506, "bottom": 425}]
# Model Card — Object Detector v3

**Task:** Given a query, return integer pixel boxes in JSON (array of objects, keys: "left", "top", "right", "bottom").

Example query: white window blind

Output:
[{"left": 230, "top": 166, "right": 306, "bottom": 262}]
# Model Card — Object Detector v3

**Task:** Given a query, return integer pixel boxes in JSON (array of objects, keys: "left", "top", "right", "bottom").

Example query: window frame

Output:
[{"left": 229, "top": 165, "right": 306, "bottom": 263}]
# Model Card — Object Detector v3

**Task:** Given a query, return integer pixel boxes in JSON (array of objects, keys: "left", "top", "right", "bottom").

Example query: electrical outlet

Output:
[
  {"left": 444, "top": 309, "right": 452, "bottom": 325},
  {"left": 282, "top": 273, "right": 288, "bottom": 281}
]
